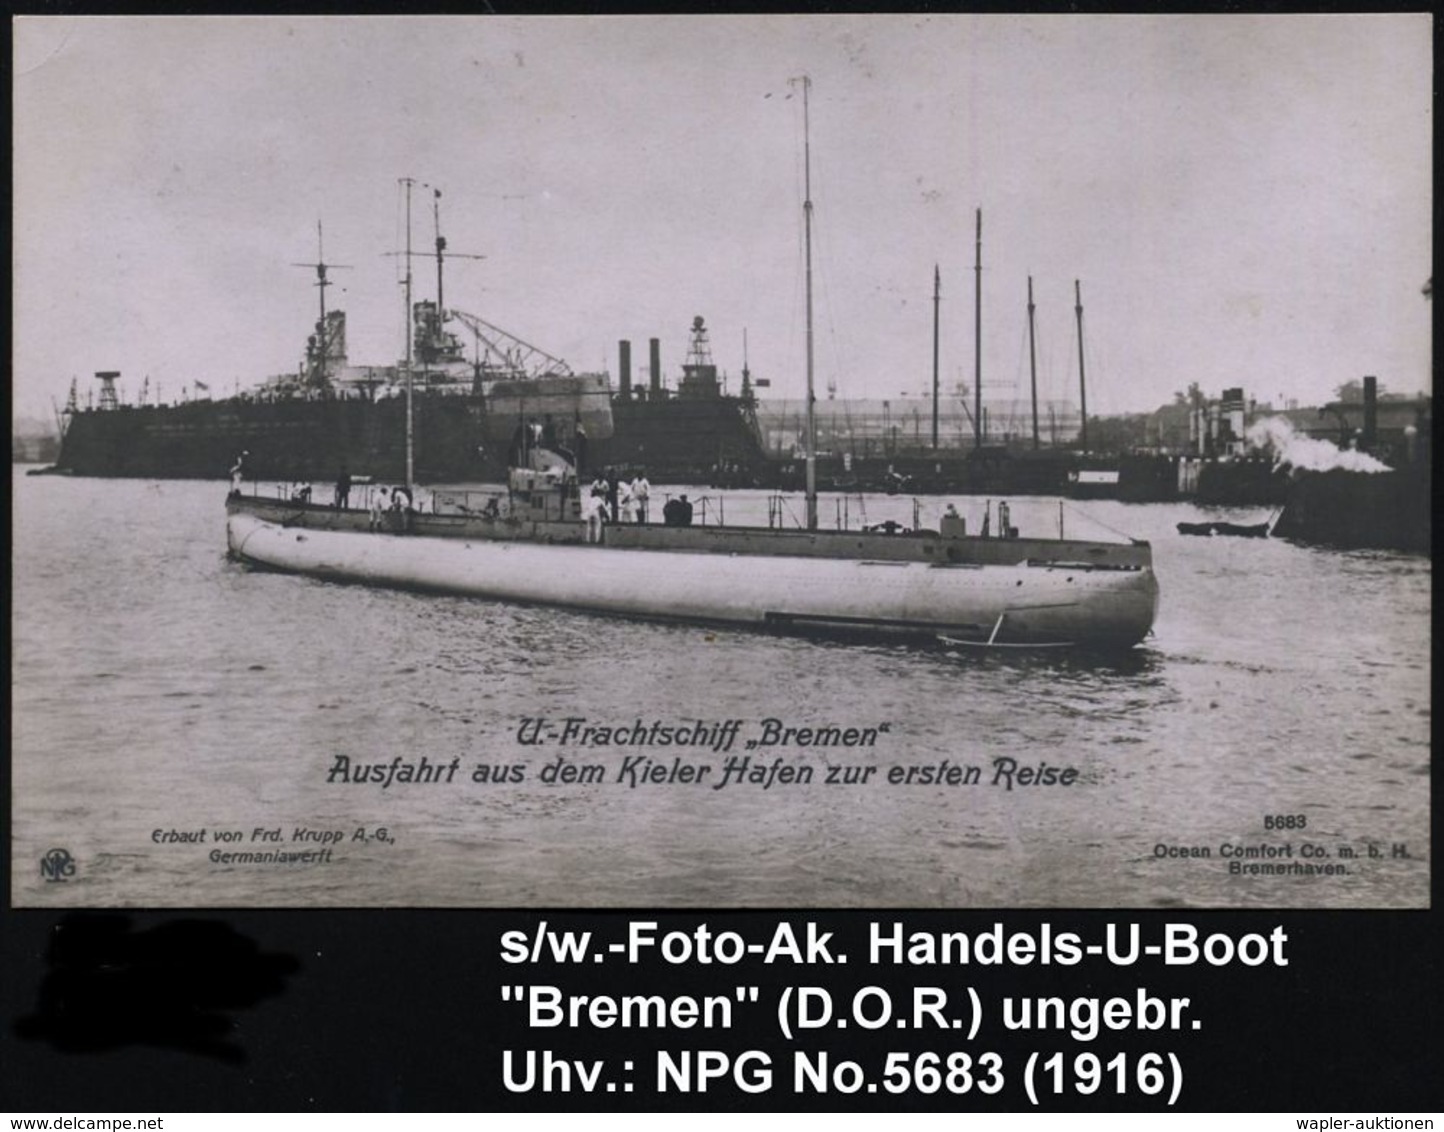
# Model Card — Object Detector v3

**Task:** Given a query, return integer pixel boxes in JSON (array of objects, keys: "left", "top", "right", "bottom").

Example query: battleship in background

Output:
[
  {"left": 45, "top": 202, "right": 766, "bottom": 489},
  {"left": 49, "top": 308, "right": 765, "bottom": 488}
]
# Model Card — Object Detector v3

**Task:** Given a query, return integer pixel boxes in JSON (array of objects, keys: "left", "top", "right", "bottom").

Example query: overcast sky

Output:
[{"left": 11, "top": 14, "right": 1432, "bottom": 426}]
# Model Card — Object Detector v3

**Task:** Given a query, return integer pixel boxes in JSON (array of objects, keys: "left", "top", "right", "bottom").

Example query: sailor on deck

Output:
[
  {"left": 584, "top": 480, "right": 607, "bottom": 544},
  {"left": 370, "top": 487, "right": 389, "bottom": 531},
  {"left": 229, "top": 451, "right": 248, "bottom": 496},
  {"left": 631, "top": 473, "right": 651, "bottom": 523},
  {"left": 604, "top": 469, "right": 621, "bottom": 524}
]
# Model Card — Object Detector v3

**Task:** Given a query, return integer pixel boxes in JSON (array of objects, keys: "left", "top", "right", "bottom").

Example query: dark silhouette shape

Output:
[{"left": 13, "top": 913, "right": 299, "bottom": 1063}]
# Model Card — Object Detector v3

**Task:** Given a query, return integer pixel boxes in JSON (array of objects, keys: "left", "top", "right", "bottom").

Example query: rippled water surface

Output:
[{"left": 11, "top": 471, "right": 1430, "bottom": 907}]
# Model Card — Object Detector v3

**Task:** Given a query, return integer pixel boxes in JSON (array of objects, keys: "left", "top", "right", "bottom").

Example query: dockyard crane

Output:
[{"left": 446, "top": 308, "right": 575, "bottom": 382}]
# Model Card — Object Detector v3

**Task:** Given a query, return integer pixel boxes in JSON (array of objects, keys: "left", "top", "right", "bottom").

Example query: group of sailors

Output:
[
  {"left": 583, "top": 468, "right": 655, "bottom": 543},
  {"left": 229, "top": 451, "right": 420, "bottom": 527},
  {"left": 367, "top": 484, "right": 415, "bottom": 531},
  {"left": 299, "top": 474, "right": 415, "bottom": 527},
  {"left": 232, "top": 441, "right": 694, "bottom": 545}
]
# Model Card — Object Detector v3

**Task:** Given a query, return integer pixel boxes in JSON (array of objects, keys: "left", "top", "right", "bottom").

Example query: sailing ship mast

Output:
[
  {"left": 1075, "top": 278, "right": 1089, "bottom": 454},
  {"left": 793, "top": 74, "right": 819, "bottom": 532},
  {"left": 974, "top": 208, "right": 983, "bottom": 448},
  {"left": 931, "top": 265, "right": 940, "bottom": 449},
  {"left": 1027, "top": 275, "right": 1040, "bottom": 449}
]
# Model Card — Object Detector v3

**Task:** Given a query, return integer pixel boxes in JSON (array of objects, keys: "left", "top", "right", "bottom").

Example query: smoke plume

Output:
[{"left": 1245, "top": 417, "right": 1389, "bottom": 473}]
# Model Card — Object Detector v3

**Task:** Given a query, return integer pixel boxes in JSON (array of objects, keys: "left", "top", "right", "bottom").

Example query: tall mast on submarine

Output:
[
  {"left": 795, "top": 74, "right": 818, "bottom": 532},
  {"left": 973, "top": 209, "right": 983, "bottom": 449},
  {"left": 1075, "top": 279, "right": 1089, "bottom": 454},
  {"left": 401, "top": 177, "right": 416, "bottom": 491}
]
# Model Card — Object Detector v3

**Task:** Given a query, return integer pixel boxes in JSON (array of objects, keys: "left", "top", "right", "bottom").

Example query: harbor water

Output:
[{"left": 10, "top": 470, "right": 1430, "bottom": 908}]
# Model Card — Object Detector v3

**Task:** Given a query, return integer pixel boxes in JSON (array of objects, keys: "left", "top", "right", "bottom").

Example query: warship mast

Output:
[{"left": 292, "top": 221, "right": 350, "bottom": 388}]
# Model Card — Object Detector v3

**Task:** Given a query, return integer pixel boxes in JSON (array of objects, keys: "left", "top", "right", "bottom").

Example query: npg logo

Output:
[{"left": 40, "top": 848, "right": 76, "bottom": 882}]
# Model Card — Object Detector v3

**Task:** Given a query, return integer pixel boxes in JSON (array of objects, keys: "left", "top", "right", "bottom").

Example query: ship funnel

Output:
[
  {"left": 619, "top": 340, "right": 632, "bottom": 400},
  {"left": 650, "top": 337, "right": 662, "bottom": 396}
]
